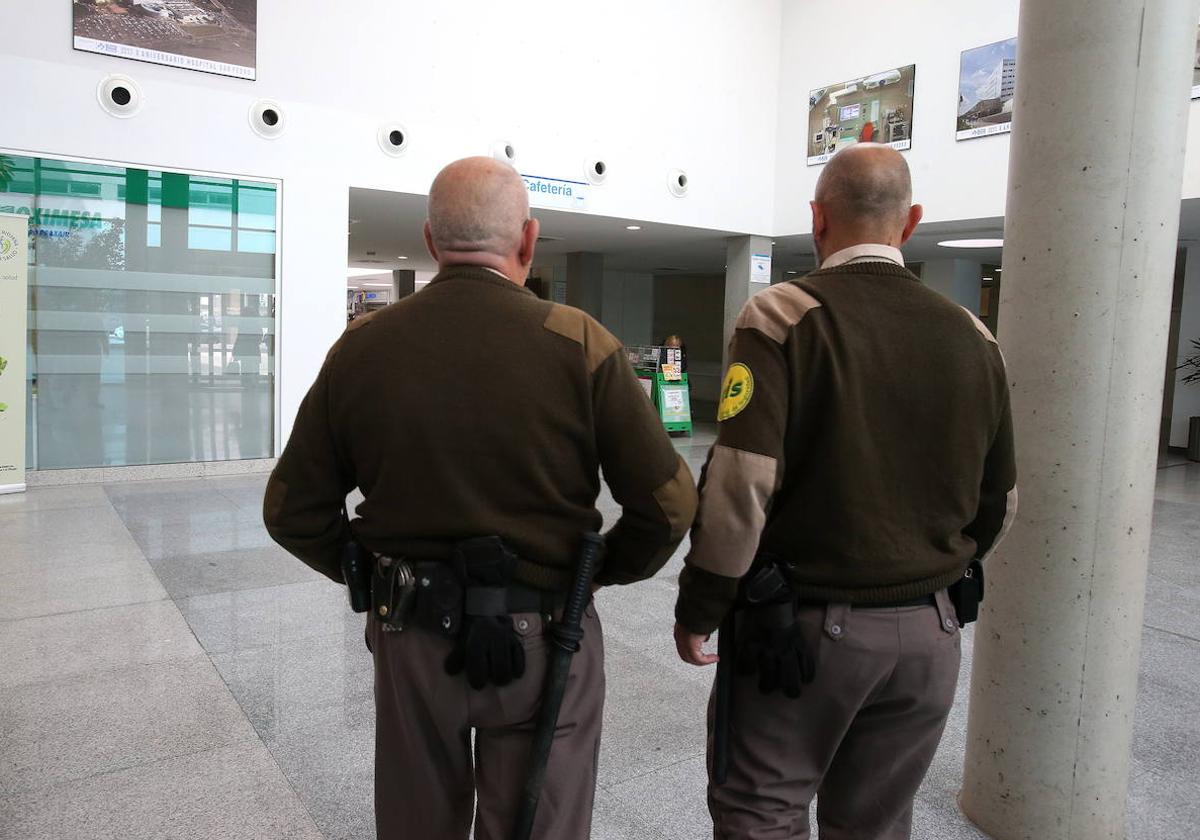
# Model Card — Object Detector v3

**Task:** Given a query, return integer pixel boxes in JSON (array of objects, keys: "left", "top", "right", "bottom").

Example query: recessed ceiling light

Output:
[
  {"left": 995, "top": 267, "right": 1002, "bottom": 272},
  {"left": 625, "top": 225, "right": 642, "bottom": 231},
  {"left": 348, "top": 268, "right": 391, "bottom": 278},
  {"left": 397, "top": 255, "right": 408, "bottom": 260},
  {"left": 362, "top": 283, "right": 392, "bottom": 288},
  {"left": 786, "top": 270, "right": 799, "bottom": 274},
  {"left": 938, "top": 238, "right": 1004, "bottom": 249}
]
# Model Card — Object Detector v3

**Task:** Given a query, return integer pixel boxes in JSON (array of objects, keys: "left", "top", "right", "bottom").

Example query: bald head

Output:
[
  {"left": 427, "top": 157, "right": 530, "bottom": 253},
  {"left": 810, "top": 144, "right": 922, "bottom": 262},
  {"left": 424, "top": 157, "right": 539, "bottom": 282}
]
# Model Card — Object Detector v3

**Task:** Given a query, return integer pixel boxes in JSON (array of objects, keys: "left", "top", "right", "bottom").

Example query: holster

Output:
[
  {"left": 947, "top": 559, "right": 985, "bottom": 627},
  {"left": 370, "top": 554, "right": 420, "bottom": 632}
]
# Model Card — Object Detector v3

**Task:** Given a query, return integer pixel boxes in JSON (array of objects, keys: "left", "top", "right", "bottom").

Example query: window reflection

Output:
[{"left": 0, "top": 154, "right": 278, "bottom": 470}]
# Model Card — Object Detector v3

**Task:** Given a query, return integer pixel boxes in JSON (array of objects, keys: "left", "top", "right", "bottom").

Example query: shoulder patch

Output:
[
  {"left": 717, "top": 363, "right": 754, "bottom": 421},
  {"left": 543, "top": 304, "right": 621, "bottom": 373},
  {"left": 736, "top": 283, "right": 823, "bottom": 344}
]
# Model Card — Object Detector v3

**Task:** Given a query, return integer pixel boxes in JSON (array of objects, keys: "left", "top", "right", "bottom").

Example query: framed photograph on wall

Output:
[
  {"left": 807, "top": 65, "right": 917, "bottom": 167},
  {"left": 957, "top": 38, "right": 1018, "bottom": 141},
  {"left": 72, "top": 0, "right": 257, "bottom": 80}
]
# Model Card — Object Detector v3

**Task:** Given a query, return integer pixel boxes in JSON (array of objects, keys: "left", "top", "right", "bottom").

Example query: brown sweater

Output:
[
  {"left": 264, "top": 266, "right": 696, "bottom": 591},
  {"left": 676, "top": 262, "right": 1017, "bottom": 634}
]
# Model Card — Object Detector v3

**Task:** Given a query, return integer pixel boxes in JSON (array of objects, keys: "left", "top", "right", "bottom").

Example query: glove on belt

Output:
[
  {"left": 443, "top": 537, "right": 528, "bottom": 690},
  {"left": 737, "top": 601, "right": 818, "bottom": 699}
]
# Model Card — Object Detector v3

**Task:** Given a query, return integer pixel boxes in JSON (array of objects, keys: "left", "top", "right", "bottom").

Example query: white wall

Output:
[
  {"left": 3, "top": 0, "right": 783, "bottom": 445},
  {"left": 774, "top": 0, "right": 1200, "bottom": 234},
  {"left": 1172, "top": 247, "right": 1200, "bottom": 447},
  {"left": 775, "top": 0, "right": 1020, "bottom": 234}
]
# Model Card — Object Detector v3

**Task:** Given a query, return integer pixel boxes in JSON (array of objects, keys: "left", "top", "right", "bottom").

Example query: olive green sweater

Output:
[
  {"left": 676, "top": 262, "right": 1017, "bottom": 634},
  {"left": 265, "top": 266, "right": 697, "bottom": 591}
]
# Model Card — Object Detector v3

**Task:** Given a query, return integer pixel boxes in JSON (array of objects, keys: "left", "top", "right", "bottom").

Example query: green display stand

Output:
[
  {"left": 654, "top": 372, "right": 693, "bottom": 435},
  {"left": 625, "top": 344, "right": 693, "bottom": 436}
]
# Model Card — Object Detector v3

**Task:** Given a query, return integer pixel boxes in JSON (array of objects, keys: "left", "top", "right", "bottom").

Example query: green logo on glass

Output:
[{"left": 0, "top": 231, "right": 16, "bottom": 262}]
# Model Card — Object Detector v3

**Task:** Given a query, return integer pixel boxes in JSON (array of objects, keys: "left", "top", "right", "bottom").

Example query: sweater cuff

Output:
[{"left": 675, "top": 565, "right": 740, "bottom": 635}]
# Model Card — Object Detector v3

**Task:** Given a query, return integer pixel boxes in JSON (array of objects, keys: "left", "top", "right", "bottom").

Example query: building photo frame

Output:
[
  {"left": 72, "top": 0, "right": 258, "bottom": 81},
  {"left": 807, "top": 64, "right": 917, "bottom": 166}
]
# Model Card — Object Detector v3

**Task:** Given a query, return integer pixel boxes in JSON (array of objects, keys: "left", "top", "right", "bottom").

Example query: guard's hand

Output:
[{"left": 674, "top": 622, "right": 719, "bottom": 666}]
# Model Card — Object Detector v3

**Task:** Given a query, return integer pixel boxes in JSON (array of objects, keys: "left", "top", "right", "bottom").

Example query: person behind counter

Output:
[{"left": 660, "top": 334, "right": 688, "bottom": 372}]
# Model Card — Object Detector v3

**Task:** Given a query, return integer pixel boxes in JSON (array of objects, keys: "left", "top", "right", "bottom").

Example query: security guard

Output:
[
  {"left": 264, "top": 157, "right": 698, "bottom": 840},
  {"left": 673, "top": 145, "right": 1017, "bottom": 839}
]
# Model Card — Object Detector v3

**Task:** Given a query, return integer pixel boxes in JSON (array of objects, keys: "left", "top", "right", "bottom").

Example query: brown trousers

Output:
[
  {"left": 709, "top": 591, "right": 962, "bottom": 840},
  {"left": 369, "top": 604, "right": 604, "bottom": 840}
]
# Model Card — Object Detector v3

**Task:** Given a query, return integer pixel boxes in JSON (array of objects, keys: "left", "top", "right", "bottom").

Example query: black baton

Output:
[
  {"left": 712, "top": 610, "right": 736, "bottom": 785},
  {"left": 512, "top": 532, "right": 603, "bottom": 840}
]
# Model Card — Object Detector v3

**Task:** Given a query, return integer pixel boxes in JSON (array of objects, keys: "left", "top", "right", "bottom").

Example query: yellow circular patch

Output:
[{"left": 717, "top": 363, "right": 754, "bottom": 421}]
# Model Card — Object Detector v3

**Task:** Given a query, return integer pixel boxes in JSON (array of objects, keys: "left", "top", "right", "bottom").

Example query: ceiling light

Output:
[
  {"left": 625, "top": 225, "right": 642, "bottom": 231},
  {"left": 995, "top": 267, "right": 1002, "bottom": 272},
  {"left": 348, "top": 268, "right": 391, "bottom": 278},
  {"left": 786, "top": 270, "right": 799, "bottom": 274},
  {"left": 397, "top": 255, "right": 408, "bottom": 260},
  {"left": 937, "top": 238, "right": 1004, "bottom": 249},
  {"left": 361, "top": 283, "right": 392, "bottom": 288}
]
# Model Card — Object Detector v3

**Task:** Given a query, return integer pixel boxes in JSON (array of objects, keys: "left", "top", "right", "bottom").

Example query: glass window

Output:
[{"left": 0, "top": 153, "right": 278, "bottom": 470}]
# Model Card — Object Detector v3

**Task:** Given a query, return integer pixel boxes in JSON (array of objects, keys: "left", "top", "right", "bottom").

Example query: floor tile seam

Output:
[
  {"left": 156, "top": 575, "right": 329, "bottom": 601},
  {"left": 0, "top": 501, "right": 125, "bottom": 520},
  {"left": 212, "top": 480, "right": 265, "bottom": 510},
  {"left": 0, "top": 647, "right": 224, "bottom": 696},
  {"left": 175, "top": 579, "right": 333, "bottom": 614},
  {"left": 199, "top": 627, "right": 371, "bottom": 660},
  {"left": 601, "top": 749, "right": 707, "bottom": 792},
  {"left": 1141, "top": 622, "right": 1200, "bottom": 645},
  {"left": 0, "top": 506, "right": 132, "bottom": 525},
  {"left": 195, "top": 644, "right": 332, "bottom": 840},
  {"left": 0, "top": 731, "right": 268, "bottom": 799},
  {"left": 0, "top": 592, "right": 173, "bottom": 626}
]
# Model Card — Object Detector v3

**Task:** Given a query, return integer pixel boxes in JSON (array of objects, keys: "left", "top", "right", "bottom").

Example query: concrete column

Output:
[
  {"left": 921, "top": 258, "right": 982, "bottom": 313},
  {"left": 723, "top": 236, "right": 772, "bottom": 367},
  {"left": 961, "top": 2, "right": 1200, "bottom": 839},
  {"left": 391, "top": 269, "right": 415, "bottom": 301},
  {"left": 566, "top": 252, "right": 604, "bottom": 319}
]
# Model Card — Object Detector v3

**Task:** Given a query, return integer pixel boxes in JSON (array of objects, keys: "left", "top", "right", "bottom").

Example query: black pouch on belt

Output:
[
  {"left": 444, "top": 536, "right": 527, "bottom": 690},
  {"left": 369, "top": 554, "right": 418, "bottom": 631},
  {"left": 948, "top": 559, "right": 985, "bottom": 627}
]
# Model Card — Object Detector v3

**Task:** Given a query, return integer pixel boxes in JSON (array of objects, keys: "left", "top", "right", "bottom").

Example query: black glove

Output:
[
  {"left": 445, "top": 615, "right": 526, "bottom": 690},
  {"left": 737, "top": 605, "right": 817, "bottom": 699}
]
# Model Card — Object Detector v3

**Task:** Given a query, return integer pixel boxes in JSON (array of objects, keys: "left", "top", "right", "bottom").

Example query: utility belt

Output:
[
  {"left": 740, "top": 554, "right": 984, "bottom": 624},
  {"left": 342, "top": 535, "right": 575, "bottom": 691},
  {"left": 371, "top": 555, "right": 565, "bottom": 638},
  {"left": 343, "top": 536, "right": 564, "bottom": 636}
]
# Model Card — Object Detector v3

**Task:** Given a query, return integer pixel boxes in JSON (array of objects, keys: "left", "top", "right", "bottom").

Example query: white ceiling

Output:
[{"left": 348, "top": 188, "right": 1200, "bottom": 281}]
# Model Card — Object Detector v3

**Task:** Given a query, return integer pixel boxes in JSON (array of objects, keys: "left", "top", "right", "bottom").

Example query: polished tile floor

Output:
[{"left": 1, "top": 432, "right": 1197, "bottom": 839}]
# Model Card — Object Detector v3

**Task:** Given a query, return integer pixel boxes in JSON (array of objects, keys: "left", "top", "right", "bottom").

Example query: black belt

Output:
[
  {"left": 411, "top": 560, "right": 563, "bottom": 615},
  {"left": 793, "top": 593, "right": 937, "bottom": 610}
]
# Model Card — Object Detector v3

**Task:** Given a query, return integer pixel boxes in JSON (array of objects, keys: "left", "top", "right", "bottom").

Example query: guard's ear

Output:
[
  {"left": 424, "top": 221, "right": 439, "bottom": 262},
  {"left": 900, "top": 204, "right": 923, "bottom": 246},
  {"left": 518, "top": 217, "right": 539, "bottom": 268}
]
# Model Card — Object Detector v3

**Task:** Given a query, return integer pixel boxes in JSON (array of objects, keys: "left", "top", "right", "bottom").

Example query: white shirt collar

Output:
[
  {"left": 480, "top": 267, "right": 513, "bottom": 282},
  {"left": 820, "top": 243, "right": 905, "bottom": 270}
]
